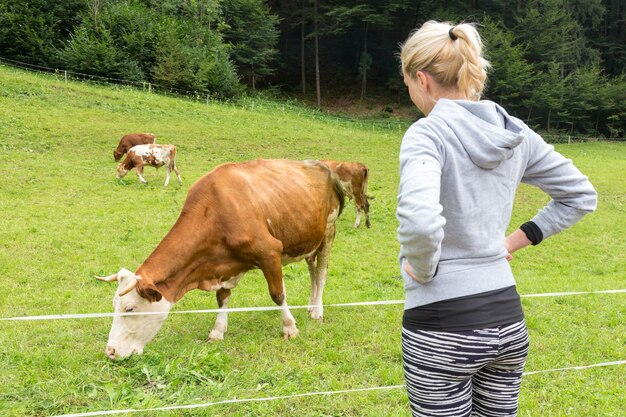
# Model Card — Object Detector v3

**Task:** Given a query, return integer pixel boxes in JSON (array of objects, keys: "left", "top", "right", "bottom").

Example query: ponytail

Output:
[{"left": 400, "top": 21, "right": 490, "bottom": 100}]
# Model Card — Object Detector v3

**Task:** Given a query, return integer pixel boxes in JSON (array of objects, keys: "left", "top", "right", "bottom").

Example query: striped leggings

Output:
[{"left": 402, "top": 320, "right": 529, "bottom": 417}]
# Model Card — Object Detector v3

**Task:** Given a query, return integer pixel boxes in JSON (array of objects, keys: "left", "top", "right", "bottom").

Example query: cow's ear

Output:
[{"left": 137, "top": 282, "right": 163, "bottom": 302}]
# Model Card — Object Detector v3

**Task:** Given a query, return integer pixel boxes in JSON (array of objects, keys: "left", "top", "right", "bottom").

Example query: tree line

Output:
[{"left": 1, "top": 0, "right": 624, "bottom": 137}]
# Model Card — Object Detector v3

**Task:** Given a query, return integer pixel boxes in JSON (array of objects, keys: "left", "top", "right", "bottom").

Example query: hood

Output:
[{"left": 432, "top": 99, "right": 525, "bottom": 169}]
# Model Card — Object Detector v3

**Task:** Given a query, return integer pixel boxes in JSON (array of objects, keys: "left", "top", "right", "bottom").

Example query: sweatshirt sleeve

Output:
[
  {"left": 521, "top": 130, "right": 598, "bottom": 240},
  {"left": 396, "top": 125, "right": 446, "bottom": 283}
]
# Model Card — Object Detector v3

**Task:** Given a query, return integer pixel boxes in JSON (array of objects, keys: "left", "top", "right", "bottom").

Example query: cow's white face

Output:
[
  {"left": 105, "top": 270, "right": 172, "bottom": 360},
  {"left": 116, "top": 164, "right": 128, "bottom": 179}
]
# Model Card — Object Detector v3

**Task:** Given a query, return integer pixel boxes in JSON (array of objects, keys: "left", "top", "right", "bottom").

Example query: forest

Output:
[{"left": 1, "top": 0, "right": 625, "bottom": 137}]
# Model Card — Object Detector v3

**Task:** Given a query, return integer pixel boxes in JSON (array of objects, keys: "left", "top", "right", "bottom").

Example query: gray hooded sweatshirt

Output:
[{"left": 397, "top": 99, "right": 597, "bottom": 309}]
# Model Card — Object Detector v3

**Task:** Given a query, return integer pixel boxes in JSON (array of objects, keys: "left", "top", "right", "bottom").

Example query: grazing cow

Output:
[
  {"left": 116, "top": 144, "right": 182, "bottom": 186},
  {"left": 322, "top": 160, "right": 371, "bottom": 228},
  {"left": 113, "top": 132, "right": 156, "bottom": 162},
  {"left": 97, "top": 159, "right": 344, "bottom": 359}
]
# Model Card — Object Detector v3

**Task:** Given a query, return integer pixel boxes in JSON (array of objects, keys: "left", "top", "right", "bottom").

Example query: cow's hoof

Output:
[
  {"left": 283, "top": 325, "right": 299, "bottom": 340},
  {"left": 208, "top": 330, "right": 225, "bottom": 341},
  {"left": 309, "top": 310, "right": 324, "bottom": 321}
]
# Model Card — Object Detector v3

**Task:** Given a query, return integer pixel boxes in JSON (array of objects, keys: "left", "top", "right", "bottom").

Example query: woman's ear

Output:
[{"left": 416, "top": 71, "right": 429, "bottom": 90}]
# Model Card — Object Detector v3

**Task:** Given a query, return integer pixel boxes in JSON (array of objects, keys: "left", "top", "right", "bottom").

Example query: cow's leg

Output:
[
  {"left": 354, "top": 207, "right": 363, "bottom": 228},
  {"left": 172, "top": 162, "right": 183, "bottom": 185},
  {"left": 308, "top": 223, "right": 336, "bottom": 320},
  {"left": 208, "top": 288, "right": 230, "bottom": 341},
  {"left": 363, "top": 198, "right": 371, "bottom": 228},
  {"left": 136, "top": 165, "right": 147, "bottom": 184},
  {"left": 354, "top": 194, "right": 371, "bottom": 228},
  {"left": 164, "top": 164, "right": 171, "bottom": 187},
  {"left": 352, "top": 193, "right": 364, "bottom": 228},
  {"left": 208, "top": 273, "right": 244, "bottom": 341},
  {"left": 258, "top": 246, "right": 298, "bottom": 340},
  {"left": 305, "top": 256, "right": 318, "bottom": 316}
]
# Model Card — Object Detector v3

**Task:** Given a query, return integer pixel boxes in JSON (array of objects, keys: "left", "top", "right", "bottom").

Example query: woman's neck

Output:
[{"left": 424, "top": 89, "right": 468, "bottom": 115}]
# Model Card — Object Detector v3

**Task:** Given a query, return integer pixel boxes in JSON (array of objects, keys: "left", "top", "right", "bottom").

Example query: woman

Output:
[{"left": 397, "top": 21, "right": 597, "bottom": 416}]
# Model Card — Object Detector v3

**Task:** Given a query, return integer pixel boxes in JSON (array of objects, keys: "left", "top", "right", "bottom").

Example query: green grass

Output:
[{"left": 0, "top": 64, "right": 624, "bottom": 416}]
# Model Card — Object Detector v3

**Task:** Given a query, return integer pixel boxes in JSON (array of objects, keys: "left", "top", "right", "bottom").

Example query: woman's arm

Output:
[
  {"left": 521, "top": 130, "right": 597, "bottom": 239},
  {"left": 504, "top": 229, "right": 532, "bottom": 261},
  {"left": 397, "top": 127, "right": 445, "bottom": 283}
]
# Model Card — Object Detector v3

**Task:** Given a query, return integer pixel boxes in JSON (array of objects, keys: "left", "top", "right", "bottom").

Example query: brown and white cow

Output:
[
  {"left": 113, "top": 132, "right": 156, "bottom": 162},
  {"left": 97, "top": 159, "right": 344, "bottom": 359},
  {"left": 322, "top": 160, "right": 371, "bottom": 228},
  {"left": 116, "top": 144, "right": 182, "bottom": 186}
]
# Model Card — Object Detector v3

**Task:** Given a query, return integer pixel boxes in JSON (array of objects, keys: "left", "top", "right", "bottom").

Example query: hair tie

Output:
[{"left": 449, "top": 27, "right": 458, "bottom": 41}]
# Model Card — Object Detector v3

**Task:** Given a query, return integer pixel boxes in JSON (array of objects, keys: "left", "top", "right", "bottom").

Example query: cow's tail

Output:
[
  {"left": 307, "top": 159, "right": 345, "bottom": 216},
  {"left": 360, "top": 166, "right": 376, "bottom": 201},
  {"left": 361, "top": 166, "right": 369, "bottom": 197},
  {"left": 330, "top": 173, "right": 345, "bottom": 216}
]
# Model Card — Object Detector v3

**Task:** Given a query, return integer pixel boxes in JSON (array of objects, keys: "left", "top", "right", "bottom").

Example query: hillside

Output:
[{"left": 0, "top": 65, "right": 624, "bottom": 417}]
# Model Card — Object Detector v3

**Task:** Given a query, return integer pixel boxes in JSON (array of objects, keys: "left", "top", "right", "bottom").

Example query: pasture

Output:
[{"left": 0, "top": 65, "right": 624, "bottom": 416}]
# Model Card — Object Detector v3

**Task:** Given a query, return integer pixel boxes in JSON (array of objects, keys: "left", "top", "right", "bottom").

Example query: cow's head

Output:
[
  {"left": 113, "top": 149, "right": 123, "bottom": 162},
  {"left": 96, "top": 268, "right": 171, "bottom": 360},
  {"left": 116, "top": 163, "right": 129, "bottom": 179}
]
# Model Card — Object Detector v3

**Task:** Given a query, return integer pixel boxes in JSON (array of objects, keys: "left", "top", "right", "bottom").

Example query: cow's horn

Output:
[
  {"left": 95, "top": 273, "right": 119, "bottom": 282},
  {"left": 118, "top": 276, "right": 140, "bottom": 296}
]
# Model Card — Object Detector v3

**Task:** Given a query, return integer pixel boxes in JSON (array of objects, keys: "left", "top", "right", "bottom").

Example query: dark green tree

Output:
[
  {"left": 220, "top": 0, "right": 280, "bottom": 90},
  {"left": 152, "top": 24, "right": 241, "bottom": 98},
  {"left": 480, "top": 17, "right": 534, "bottom": 114},
  {"left": 576, "top": 0, "right": 625, "bottom": 76},
  {"left": 603, "top": 74, "right": 626, "bottom": 137},
  {"left": 58, "top": 25, "right": 144, "bottom": 80},
  {"left": 514, "top": 0, "right": 600, "bottom": 77},
  {"left": 57, "top": 0, "right": 240, "bottom": 97},
  {"left": 0, "top": 0, "right": 85, "bottom": 66},
  {"left": 560, "top": 65, "right": 608, "bottom": 134},
  {"left": 528, "top": 62, "right": 566, "bottom": 131},
  {"left": 325, "top": 0, "right": 410, "bottom": 101}
]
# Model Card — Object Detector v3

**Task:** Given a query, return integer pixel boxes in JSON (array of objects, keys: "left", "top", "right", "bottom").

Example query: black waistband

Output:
[{"left": 403, "top": 285, "right": 524, "bottom": 332}]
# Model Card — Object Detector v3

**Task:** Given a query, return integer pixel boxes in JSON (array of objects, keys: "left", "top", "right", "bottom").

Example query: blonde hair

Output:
[{"left": 400, "top": 21, "right": 490, "bottom": 100}]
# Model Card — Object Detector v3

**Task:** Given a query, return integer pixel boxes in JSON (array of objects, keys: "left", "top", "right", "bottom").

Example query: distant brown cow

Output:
[
  {"left": 322, "top": 160, "right": 371, "bottom": 228},
  {"left": 97, "top": 159, "right": 344, "bottom": 359},
  {"left": 116, "top": 144, "right": 182, "bottom": 186},
  {"left": 113, "top": 133, "right": 156, "bottom": 161}
]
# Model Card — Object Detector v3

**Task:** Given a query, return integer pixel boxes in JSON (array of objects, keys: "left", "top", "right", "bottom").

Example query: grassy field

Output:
[{"left": 0, "top": 64, "right": 624, "bottom": 417}]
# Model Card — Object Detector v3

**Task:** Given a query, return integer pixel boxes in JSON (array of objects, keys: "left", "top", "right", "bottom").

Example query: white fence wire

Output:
[
  {"left": 51, "top": 360, "right": 626, "bottom": 417},
  {"left": 2, "top": 288, "right": 625, "bottom": 416},
  {"left": 1, "top": 289, "right": 625, "bottom": 322}
]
